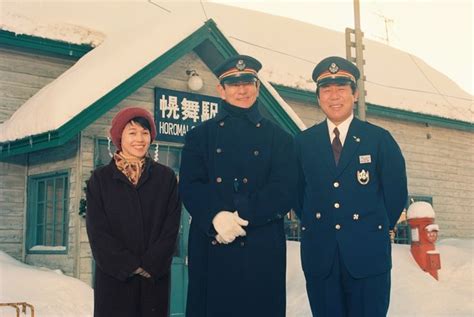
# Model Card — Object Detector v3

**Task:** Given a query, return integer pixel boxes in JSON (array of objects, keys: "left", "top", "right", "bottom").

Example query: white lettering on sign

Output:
[
  {"left": 160, "top": 95, "right": 180, "bottom": 119},
  {"left": 201, "top": 101, "right": 219, "bottom": 121},
  {"left": 159, "top": 122, "right": 190, "bottom": 136},
  {"left": 181, "top": 98, "right": 200, "bottom": 123}
]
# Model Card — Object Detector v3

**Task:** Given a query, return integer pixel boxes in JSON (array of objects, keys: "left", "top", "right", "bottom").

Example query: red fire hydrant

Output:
[{"left": 407, "top": 201, "right": 441, "bottom": 280}]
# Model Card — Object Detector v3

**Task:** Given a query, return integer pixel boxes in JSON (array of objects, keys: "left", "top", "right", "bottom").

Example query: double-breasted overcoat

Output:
[{"left": 180, "top": 101, "right": 297, "bottom": 317}]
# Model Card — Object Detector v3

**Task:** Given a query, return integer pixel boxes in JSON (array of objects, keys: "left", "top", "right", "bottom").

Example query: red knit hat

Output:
[{"left": 109, "top": 107, "right": 157, "bottom": 150}]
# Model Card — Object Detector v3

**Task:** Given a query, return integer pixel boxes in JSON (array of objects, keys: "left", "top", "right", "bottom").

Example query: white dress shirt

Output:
[{"left": 326, "top": 114, "right": 354, "bottom": 147}]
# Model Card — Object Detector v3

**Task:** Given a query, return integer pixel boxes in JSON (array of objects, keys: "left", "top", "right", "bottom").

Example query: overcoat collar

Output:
[{"left": 215, "top": 100, "right": 263, "bottom": 125}]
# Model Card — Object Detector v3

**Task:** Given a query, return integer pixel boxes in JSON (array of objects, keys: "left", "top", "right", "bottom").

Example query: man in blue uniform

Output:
[
  {"left": 295, "top": 56, "right": 408, "bottom": 317},
  {"left": 180, "top": 55, "right": 297, "bottom": 317}
]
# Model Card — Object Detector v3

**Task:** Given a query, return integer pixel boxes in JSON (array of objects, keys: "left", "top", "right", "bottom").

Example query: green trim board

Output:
[
  {"left": 0, "top": 30, "right": 93, "bottom": 58},
  {"left": 367, "top": 103, "right": 473, "bottom": 132},
  {"left": 272, "top": 84, "right": 474, "bottom": 132},
  {"left": 273, "top": 84, "right": 316, "bottom": 104},
  {"left": 0, "top": 29, "right": 93, "bottom": 58},
  {"left": 0, "top": 19, "right": 301, "bottom": 158}
]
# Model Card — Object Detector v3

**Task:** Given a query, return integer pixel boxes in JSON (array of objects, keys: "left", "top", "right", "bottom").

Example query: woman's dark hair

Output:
[{"left": 128, "top": 116, "right": 152, "bottom": 132}]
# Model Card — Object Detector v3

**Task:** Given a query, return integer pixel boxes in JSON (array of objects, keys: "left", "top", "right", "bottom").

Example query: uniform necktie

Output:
[{"left": 332, "top": 127, "right": 342, "bottom": 165}]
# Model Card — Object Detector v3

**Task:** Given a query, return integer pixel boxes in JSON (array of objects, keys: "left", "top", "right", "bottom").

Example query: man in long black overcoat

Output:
[{"left": 179, "top": 55, "right": 297, "bottom": 317}]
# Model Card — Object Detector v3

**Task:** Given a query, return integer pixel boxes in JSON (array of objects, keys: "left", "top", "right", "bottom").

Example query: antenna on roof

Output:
[
  {"left": 147, "top": 0, "right": 171, "bottom": 13},
  {"left": 200, "top": 0, "right": 209, "bottom": 21},
  {"left": 373, "top": 11, "right": 394, "bottom": 45}
]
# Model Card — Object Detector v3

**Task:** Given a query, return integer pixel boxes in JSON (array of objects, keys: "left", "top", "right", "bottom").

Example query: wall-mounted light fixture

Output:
[{"left": 186, "top": 69, "right": 203, "bottom": 91}]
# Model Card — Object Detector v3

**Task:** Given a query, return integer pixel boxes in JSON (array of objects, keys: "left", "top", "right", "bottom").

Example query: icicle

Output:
[
  {"left": 107, "top": 137, "right": 113, "bottom": 158},
  {"left": 154, "top": 143, "right": 159, "bottom": 162}
]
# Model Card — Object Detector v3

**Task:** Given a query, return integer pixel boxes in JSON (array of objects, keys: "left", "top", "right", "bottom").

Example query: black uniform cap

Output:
[
  {"left": 312, "top": 56, "right": 360, "bottom": 87},
  {"left": 214, "top": 55, "right": 262, "bottom": 85}
]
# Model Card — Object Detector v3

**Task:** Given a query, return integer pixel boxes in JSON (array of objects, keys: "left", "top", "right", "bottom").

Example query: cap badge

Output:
[
  {"left": 329, "top": 62, "right": 339, "bottom": 74},
  {"left": 236, "top": 60, "right": 246, "bottom": 71}
]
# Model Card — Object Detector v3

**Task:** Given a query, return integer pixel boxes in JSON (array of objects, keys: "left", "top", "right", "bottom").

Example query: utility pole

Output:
[{"left": 345, "top": 0, "right": 367, "bottom": 121}]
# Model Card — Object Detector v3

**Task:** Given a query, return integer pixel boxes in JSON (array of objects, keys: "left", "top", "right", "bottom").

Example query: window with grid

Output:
[{"left": 26, "top": 172, "right": 69, "bottom": 253}]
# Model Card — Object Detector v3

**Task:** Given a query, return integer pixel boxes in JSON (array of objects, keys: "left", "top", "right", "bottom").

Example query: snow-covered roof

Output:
[
  {"left": 0, "top": 2, "right": 208, "bottom": 142},
  {"left": 0, "top": 1, "right": 472, "bottom": 143},
  {"left": 407, "top": 201, "right": 436, "bottom": 219}
]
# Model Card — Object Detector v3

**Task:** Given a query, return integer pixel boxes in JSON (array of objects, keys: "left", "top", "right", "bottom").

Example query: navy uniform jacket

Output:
[
  {"left": 295, "top": 118, "right": 407, "bottom": 279},
  {"left": 179, "top": 101, "right": 297, "bottom": 317}
]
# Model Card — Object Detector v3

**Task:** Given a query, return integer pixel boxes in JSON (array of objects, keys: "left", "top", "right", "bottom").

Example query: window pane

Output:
[
  {"left": 45, "top": 224, "right": 53, "bottom": 246},
  {"left": 36, "top": 224, "right": 44, "bottom": 245},
  {"left": 45, "top": 179, "right": 54, "bottom": 229},
  {"left": 96, "top": 139, "right": 116, "bottom": 168},
  {"left": 37, "top": 181, "right": 45, "bottom": 203},
  {"left": 36, "top": 202, "right": 44, "bottom": 227},
  {"left": 157, "top": 146, "right": 181, "bottom": 171},
  {"left": 29, "top": 173, "right": 69, "bottom": 250},
  {"left": 55, "top": 178, "right": 64, "bottom": 223},
  {"left": 54, "top": 228, "right": 63, "bottom": 246}
]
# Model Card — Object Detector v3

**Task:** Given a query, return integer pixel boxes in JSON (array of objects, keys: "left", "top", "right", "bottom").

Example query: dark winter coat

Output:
[
  {"left": 179, "top": 101, "right": 297, "bottom": 317},
  {"left": 295, "top": 118, "right": 408, "bottom": 279},
  {"left": 86, "top": 158, "right": 181, "bottom": 317}
]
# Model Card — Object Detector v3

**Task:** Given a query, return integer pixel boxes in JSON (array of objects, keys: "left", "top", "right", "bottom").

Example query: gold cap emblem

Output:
[
  {"left": 236, "top": 60, "right": 246, "bottom": 71},
  {"left": 329, "top": 62, "right": 339, "bottom": 74}
]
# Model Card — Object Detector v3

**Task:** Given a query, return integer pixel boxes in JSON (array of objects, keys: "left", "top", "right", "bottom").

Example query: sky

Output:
[{"left": 210, "top": 0, "right": 473, "bottom": 95}]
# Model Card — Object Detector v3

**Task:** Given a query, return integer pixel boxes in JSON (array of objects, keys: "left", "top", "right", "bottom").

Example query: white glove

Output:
[
  {"left": 216, "top": 234, "right": 227, "bottom": 244},
  {"left": 213, "top": 211, "right": 249, "bottom": 244}
]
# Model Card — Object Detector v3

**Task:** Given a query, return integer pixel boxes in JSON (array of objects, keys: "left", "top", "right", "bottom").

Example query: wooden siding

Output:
[{"left": 0, "top": 158, "right": 26, "bottom": 260}]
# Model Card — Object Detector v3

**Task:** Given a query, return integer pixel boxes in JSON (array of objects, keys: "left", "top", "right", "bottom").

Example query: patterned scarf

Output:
[{"left": 113, "top": 151, "right": 146, "bottom": 186}]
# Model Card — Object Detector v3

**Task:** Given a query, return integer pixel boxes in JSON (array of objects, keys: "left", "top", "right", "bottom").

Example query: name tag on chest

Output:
[{"left": 359, "top": 155, "right": 371, "bottom": 164}]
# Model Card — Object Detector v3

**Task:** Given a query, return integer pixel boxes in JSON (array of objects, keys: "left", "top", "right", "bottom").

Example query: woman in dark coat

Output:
[{"left": 86, "top": 107, "right": 181, "bottom": 317}]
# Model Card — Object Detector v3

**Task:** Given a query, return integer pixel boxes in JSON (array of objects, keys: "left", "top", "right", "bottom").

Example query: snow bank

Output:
[
  {"left": 0, "top": 251, "right": 93, "bottom": 317},
  {"left": 287, "top": 239, "right": 474, "bottom": 317},
  {"left": 1, "top": 239, "right": 472, "bottom": 316}
]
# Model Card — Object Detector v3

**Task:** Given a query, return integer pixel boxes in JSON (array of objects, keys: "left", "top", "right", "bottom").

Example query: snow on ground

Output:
[
  {"left": 287, "top": 239, "right": 474, "bottom": 317},
  {"left": 1, "top": 239, "right": 473, "bottom": 316},
  {"left": 0, "top": 251, "right": 93, "bottom": 317},
  {"left": 388, "top": 239, "right": 474, "bottom": 317}
]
